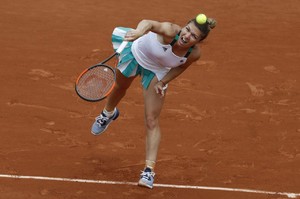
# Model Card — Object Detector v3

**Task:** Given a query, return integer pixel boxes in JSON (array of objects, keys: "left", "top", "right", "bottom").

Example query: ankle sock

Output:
[
  {"left": 145, "top": 160, "right": 156, "bottom": 171},
  {"left": 103, "top": 108, "right": 115, "bottom": 118}
]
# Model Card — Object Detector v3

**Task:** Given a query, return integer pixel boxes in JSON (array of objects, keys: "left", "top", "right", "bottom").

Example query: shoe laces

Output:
[
  {"left": 95, "top": 113, "right": 110, "bottom": 126},
  {"left": 140, "top": 170, "right": 155, "bottom": 179}
]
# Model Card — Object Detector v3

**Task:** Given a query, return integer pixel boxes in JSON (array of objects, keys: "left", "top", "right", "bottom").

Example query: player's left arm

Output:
[
  {"left": 159, "top": 49, "right": 201, "bottom": 85},
  {"left": 154, "top": 48, "right": 201, "bottom": 95}
]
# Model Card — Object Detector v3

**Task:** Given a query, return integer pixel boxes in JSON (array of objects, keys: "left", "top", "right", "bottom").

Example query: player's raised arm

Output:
[{"left": 124, "top": 20, "right": 180, "bottom": 41}]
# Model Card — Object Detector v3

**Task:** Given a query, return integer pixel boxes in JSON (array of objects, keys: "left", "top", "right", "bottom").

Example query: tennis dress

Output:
[
  {"left": 111, "top": 27, "right": 193, "bottom": 89},
  {"left": 131, "top": 31, "right": 188, "bottom": 81}
]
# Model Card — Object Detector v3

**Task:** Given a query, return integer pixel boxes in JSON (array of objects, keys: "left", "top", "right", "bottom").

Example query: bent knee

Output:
[{"left": 114, "top": 81, "right": 131, "bottom": 91}]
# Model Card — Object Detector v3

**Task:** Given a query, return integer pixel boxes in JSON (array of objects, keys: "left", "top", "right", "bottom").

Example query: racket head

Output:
[{"left": 75, "top": 64, "right": 116, "bottom": 102}]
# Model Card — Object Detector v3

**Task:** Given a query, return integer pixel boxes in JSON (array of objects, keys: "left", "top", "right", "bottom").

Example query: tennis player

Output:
[{"left": 91, "top": 14, "right": 216, "bottom": 189}]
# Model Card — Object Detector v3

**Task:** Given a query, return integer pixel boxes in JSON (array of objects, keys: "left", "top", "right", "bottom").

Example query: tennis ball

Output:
[{"left": 196, "top": 14, "right": 207, "bottom": 24}]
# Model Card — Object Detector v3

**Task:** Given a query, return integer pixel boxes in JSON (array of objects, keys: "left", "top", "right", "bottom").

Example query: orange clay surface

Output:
[{"left": 0, "top": 0, "right": 299, "bottom": 198}]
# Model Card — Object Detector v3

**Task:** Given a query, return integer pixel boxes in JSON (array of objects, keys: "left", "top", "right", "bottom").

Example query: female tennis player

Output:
[{"left": 91, "top": 14, "right": 216, "bottom": 189}]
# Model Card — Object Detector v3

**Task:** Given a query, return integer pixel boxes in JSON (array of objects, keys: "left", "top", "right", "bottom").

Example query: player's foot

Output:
[
  {"left": 91, "top": 108, "right": 119, "bottom": 135},
  {"left": 138, "top": 167, "right": 155, "bottom": 189}
]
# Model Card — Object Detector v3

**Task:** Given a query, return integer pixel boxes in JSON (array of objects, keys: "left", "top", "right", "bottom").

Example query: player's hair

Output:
[{"left": 189, "top": 17, "right": 217, "bottom": 41}]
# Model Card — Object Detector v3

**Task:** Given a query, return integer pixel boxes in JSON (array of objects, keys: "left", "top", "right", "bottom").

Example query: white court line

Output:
[{"left": 0, "top": 174, "right": 299, "bottom": 198}]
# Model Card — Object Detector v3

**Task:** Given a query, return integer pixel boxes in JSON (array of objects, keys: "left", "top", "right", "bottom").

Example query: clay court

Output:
[{"left": 0, "top": 0, "right": 299, "bottom": 198}]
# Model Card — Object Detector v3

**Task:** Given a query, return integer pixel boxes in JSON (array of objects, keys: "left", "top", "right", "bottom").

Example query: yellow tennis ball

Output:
[{"left": 196, "top": 14, "right": 207, "bottom": 24}]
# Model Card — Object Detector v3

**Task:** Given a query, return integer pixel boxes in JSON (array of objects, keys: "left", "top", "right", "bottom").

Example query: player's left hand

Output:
[{"left": 154, "top": 81, "right": 167, "bottom": 97}]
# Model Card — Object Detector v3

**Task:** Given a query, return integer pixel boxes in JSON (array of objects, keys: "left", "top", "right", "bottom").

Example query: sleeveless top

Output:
[{"left": 131, "top": 31, "right": 194, "bottom": 80}]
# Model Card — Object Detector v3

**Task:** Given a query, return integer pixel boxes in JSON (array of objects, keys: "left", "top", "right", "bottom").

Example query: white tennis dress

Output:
[{"left": 131, "top": 32, "right": 188, "bottom": 81}]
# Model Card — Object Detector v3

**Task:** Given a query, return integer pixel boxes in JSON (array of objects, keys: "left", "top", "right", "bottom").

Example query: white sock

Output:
[
  {"left": 145, "top": 160, "right": 156, "bottom": 171},
  {"left": 103, "top": 108, "right": 115, "bottom": 117}
]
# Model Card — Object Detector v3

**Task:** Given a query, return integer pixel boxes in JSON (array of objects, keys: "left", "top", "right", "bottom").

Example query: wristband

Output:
[{"left": 159, "top": 80, "right": 166, "bottom": 86}]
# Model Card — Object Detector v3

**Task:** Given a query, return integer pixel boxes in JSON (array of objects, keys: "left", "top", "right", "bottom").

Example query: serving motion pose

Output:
[{"left": 91, "top": 13, "right": 216, "bottom": 189}]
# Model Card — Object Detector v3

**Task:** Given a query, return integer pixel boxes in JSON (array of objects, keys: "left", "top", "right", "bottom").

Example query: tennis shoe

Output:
[
  {"left": 91, "top": 108, "right": 119, "bottom": 135},
  {"left": 138, "top": 167, "right": 155, "bottom": 189}
]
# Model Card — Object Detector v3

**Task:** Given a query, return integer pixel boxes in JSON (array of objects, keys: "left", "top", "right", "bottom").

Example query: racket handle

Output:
[{"left": 116, "top": 41, "right": 129, "bottom": 54}]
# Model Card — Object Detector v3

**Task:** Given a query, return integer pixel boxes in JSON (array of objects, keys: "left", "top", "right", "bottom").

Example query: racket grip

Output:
[{"left": 116, "top": 41, "right": 129, "bottom": 54}]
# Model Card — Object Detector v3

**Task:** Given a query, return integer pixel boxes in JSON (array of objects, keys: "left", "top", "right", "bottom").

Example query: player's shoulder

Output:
[
  {"left": 161, "top": 22, "right": 181, "bottom": 30},
  {"left": 189, "top": 46, "right": 201, "bottom": 61},
  {"left": 160, "top": 22, "right": 181, "bottom": 38}
]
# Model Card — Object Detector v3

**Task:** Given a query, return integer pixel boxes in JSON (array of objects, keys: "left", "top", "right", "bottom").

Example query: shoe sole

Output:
[
  {"left": 138, "top": 180, "right": 153, "bottom": 189},
  {"left": 91, "top": 125, "right": 109, "bottom": 136}
]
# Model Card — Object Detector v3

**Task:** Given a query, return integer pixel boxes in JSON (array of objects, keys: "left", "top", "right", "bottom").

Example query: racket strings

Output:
[{"left": 76, "top": 66, "right": 115, "bottom": 100}]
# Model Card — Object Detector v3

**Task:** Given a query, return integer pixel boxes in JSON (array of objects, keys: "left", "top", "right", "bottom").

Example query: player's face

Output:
[{"left": 178, "top": 22, "right": 202, "bottom": 47}]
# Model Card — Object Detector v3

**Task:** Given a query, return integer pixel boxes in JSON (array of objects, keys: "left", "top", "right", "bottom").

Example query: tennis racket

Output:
[{"left": 75, "top": 41, "right": 128, "bottom": 102}]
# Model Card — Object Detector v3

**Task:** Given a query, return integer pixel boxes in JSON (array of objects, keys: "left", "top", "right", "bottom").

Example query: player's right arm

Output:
[{"left": 124, "top": 20, "right": 180, "bottom": 41}]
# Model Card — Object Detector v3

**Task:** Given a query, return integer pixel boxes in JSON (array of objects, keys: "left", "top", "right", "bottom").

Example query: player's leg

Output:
[
  {"left": 105, "top": 69, "right": 136, "bottom": 112},
  {"left": 143, "top": 76, "right": 166, "bottom": 166},
  {"left": 91, "top": 69, "right": 136, "bottom": 135},
  {"left": 138, "top": 76, "right": 167, "bottom": 188}
]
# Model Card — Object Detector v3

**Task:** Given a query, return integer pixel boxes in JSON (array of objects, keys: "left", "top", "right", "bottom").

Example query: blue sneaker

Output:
[
  {"left": 91, "top": 108, "right": 119, "bottom": 135},
  {"left": 138, "top": 167, "right": 155, "bottom": 189}
]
